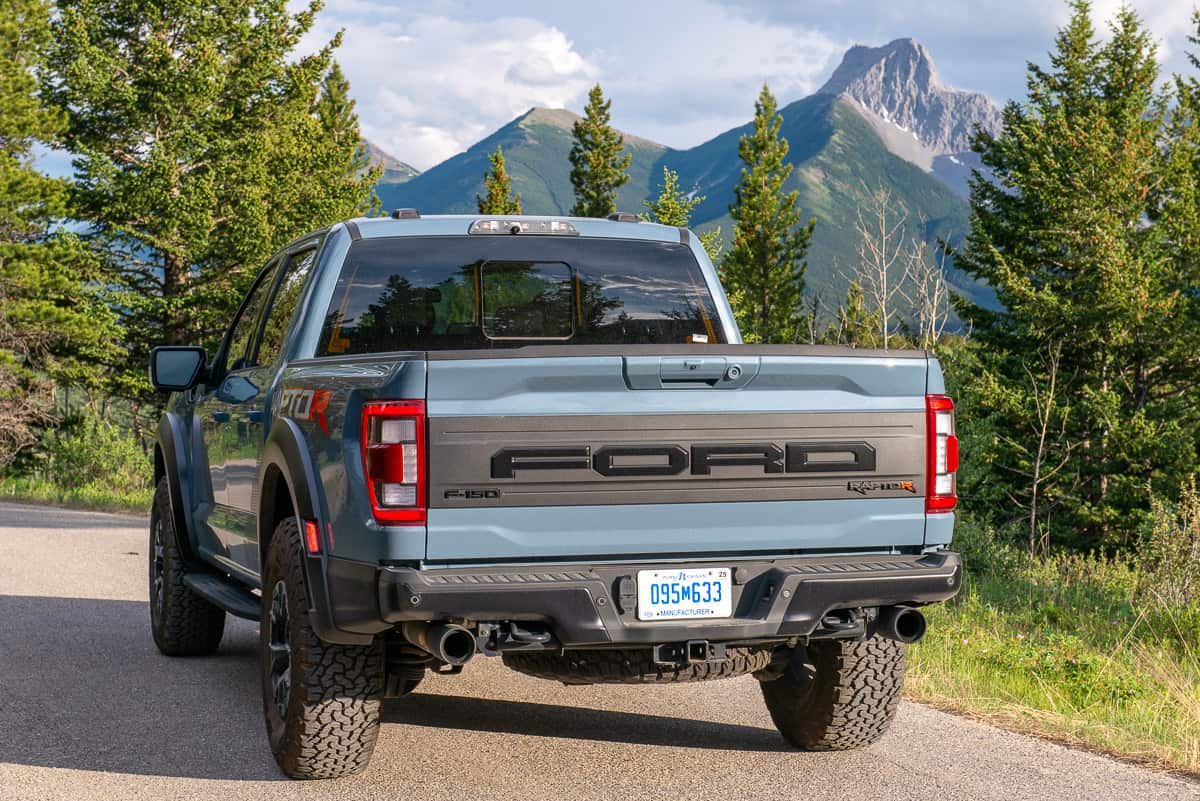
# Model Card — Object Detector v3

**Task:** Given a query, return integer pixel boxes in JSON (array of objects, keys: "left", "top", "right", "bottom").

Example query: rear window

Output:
[{"left": 318, "top": 235, "right": 725, "bottom": 354}]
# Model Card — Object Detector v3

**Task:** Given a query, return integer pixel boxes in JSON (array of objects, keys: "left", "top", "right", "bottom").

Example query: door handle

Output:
[{"left": 211, "top": 411, "right": 230, "bottom": 423}]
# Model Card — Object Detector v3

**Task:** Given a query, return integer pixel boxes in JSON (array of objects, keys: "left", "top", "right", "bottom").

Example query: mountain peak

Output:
[
  {"left": 818, "top": 38, "right": 938, "bottom": 98},
  {"left": 517, "top": 106, "right": 581, "bottom": 130},
  {"left": 817, "top": 38, "right": 1000, "bottom": 156},
  {"left": 516, "top": 106, "right": 667, "bottom": 152},
  {"left": 362, "top": 139, "right": 420, "bottom": 180}
]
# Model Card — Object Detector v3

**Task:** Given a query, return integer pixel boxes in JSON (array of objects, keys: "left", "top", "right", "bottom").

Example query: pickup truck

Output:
[{"left": 148, "top": 212, "right": 962, "bottom": 779}]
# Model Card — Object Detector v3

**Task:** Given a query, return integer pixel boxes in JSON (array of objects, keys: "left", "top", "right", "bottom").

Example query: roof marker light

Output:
[{"left": 469, "top": 219, "right": 580, "bottom": 236}]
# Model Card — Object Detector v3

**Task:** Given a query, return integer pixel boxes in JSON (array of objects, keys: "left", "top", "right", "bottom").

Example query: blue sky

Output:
[
  {"left": 44, "top": 0, "right": 1199, "bottom": 177},
  {"left": 299, "top": 0, "right": 1197, "bottom": 171}
]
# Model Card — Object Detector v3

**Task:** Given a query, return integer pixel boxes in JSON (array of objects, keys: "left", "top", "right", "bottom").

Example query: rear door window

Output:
[
  {"left": 254, "top": 247, "right": 318, "bottom": 367},
  {"left": 317, "top": 236, "right": 723, "bottom": 355},
  {"left": 224, "top": 258, "right": 280, "bottom": 371}
]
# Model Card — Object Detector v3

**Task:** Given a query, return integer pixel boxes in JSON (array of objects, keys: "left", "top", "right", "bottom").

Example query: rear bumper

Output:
[{"left": 370, "top": 551, "right": 962, "bottom": 647}]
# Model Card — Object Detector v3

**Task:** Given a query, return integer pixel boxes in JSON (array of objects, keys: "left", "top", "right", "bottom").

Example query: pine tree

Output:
[
  {"left": 569, "top": 84, "right": 631, "bottom": 218},
  {"left": 269, "top": 59, "right": 381, "bottom": 243},
  {"left": 641, "top": 166, "right": 721, "bottom": 260},
  {"left": 476, "top": 146, "right": 522, "bottom": 214},
  {"left": 0, "top": 0, "right": 116, "bottom": 464},
  {"left": 45, "top": 0, "right": 379, "bottom": 399},
  {"left": 955, "top": 1, "right": 1185, "bottom": 547},
  {"left": 820, "top": 282, "right": 881, "bottom": 348},
  {"left": 721, "top": 84, "right": 815, "bottom": 343},
  {"left": 316, "top": 62, "right": 357, "bottom": 146}
]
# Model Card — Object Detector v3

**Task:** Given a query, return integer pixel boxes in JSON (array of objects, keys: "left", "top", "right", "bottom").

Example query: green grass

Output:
[
  {"left": 907, "top": 525, "right": 1200, "bottom": 775},
  {"left": 0, "top": 476, "right": 151, "bottom": 514}
]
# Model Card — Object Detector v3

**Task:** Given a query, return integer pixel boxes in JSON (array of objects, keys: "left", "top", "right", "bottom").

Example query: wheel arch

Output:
[
  {"left": 154, "top": 412, "right": 199, "bottom": 565},
  {"left": 257, "top": 417, "right": 371, "bottom": 645},
  {"left": 257, "top": 417, "right": 323, "bottom": 569}
]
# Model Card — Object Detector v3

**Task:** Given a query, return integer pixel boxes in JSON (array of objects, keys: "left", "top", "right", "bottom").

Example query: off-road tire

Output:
[
  {"left": 149, "top": 478, "right": 225, "bottom": 655},
  {"left": 759, "top": 635, "right": 905, "bottom": 750},
  {"left": 503, "top": 645, "right": 774, "bottom": 684},
  {"left": 261, "top": 517, "right": 384, "bottom": 779}
]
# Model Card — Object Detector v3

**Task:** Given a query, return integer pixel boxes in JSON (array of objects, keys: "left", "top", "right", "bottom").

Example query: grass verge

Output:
[
  {"left": 0, "top": 476, "right": 151, "bottom": 514},
  {"left": 906, "top": 527, "right": 1200, "bottom": 776}
]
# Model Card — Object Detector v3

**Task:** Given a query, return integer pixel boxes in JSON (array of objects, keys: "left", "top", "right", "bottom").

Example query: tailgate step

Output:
[{"left": 183, "top": 573, "right": 260, "bottom": 620}]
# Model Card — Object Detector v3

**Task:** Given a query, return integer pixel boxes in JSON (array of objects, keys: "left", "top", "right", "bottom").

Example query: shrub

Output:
[
  {"left": 1141, "top": 479, "right": 1200, "bottom": 607},
  {"left": 36, "top": 412, "right": 150, "bottom": 493}
]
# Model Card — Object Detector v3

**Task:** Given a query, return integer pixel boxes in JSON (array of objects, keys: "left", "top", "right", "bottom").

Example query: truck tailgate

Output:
[{"left": 424, "top": 346, "right": 930, "bottom": 562}]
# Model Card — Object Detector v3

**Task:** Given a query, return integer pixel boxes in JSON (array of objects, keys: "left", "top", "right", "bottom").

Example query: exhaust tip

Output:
[
  {"left": 878, "top": 606, "right": 927, "bottom": 644},
  {"left": 439, "top": 628, "right": 477, "bottom": 665},
  {"left": 402, "top": 621, "right": 478, "bottom": 666}
]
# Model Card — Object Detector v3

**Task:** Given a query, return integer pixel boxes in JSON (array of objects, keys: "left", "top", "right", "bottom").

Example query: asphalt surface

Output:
[{"left": 1, "top": 501, "right": 1196, "bottom": 801}]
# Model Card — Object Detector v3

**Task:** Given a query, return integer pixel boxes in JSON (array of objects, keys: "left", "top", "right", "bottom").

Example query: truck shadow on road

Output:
[
  {"left": 386, "top": 694, "right": 790, "bottom": 753},
  {"left": 0, "top": 593, "right": 789, "bottom": 781}
]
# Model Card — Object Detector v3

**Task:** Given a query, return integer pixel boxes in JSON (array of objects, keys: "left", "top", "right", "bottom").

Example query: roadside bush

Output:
[
  {"left": 0, "top": 411, "right": 153, "bottom": 512},
  {"left": 36, "top": 412, "right": 149, "bottom": 493},
  {"left": 1140, "top": 479, "right": 1200, "bottom": 608}
]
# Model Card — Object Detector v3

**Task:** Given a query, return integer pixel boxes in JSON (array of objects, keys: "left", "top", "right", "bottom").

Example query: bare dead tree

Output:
[
  {"left": 0, "top": 303, "right": 56, "bottom": 468},
  {"left": 901, "top": 228, "right": 952, "bottom": 349},
  {"left": 850, "top": 185, "right": 907, "bottom": 349},
  {"left": 1000, "top": 341, "right": 1077, "bottom": 556},
  {"left": 805, "top": 293, "right": 824, "bottom": 344}
]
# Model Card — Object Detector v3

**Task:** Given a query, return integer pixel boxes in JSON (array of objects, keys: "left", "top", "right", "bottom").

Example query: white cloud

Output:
[
  {"left": 297, "top": 0, "right": 1200, "bottom": 172},
  {"left": 572, "top": 0, "right": 846, "bottom": 148},
  {"left": 730, "top": 0, "right": 1199, "bottom": 101},
  {"left": 304, "top": 0, "right": 845, "bottom": 167},
  {"left": 301, "top": 9, "right": 596, "bottom": 169}
]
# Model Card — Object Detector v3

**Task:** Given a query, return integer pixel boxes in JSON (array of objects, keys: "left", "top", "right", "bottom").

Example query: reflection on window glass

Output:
[
  {"left": 318, "top": 236, "right": 724, "bottom": 355},
  {"left": 226, "top": 260, "right": 279, "bottom": 370},
  {"left": 256, "top": 249, "right": 317, "bottom": 366},
  {"left": 481, "top": 262, "right": 573, "bottom": 340}
]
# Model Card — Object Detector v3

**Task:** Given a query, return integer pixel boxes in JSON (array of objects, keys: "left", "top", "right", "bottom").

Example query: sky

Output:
[
  {"left": 298, "top": 0, "right": 1200, "bottom": 172},
  {"left": 36, "top": 0, "right": 1198, "bottom": 178}
]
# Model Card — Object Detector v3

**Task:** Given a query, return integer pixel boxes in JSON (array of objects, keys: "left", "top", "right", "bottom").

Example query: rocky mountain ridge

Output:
[{"left": 818, "top": 37, "right": 1001, "bottom": 156}]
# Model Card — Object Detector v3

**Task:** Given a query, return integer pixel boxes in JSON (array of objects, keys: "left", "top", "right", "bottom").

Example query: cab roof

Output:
[{"left": 342, "top": 214, "right": 689, "bottom": 245}]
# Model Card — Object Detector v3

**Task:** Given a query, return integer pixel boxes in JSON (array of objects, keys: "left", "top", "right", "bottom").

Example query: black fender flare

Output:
[
  {"left": 257, "top": 418, "right": 374, "bottom": 645},
  {"left": 154, "top": 412, "right": 201, "bottom": 567}
]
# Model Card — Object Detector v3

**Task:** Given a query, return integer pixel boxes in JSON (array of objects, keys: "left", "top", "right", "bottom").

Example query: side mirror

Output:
[{"left": 150, "top": 346, "right": 207, "bottom": 392}]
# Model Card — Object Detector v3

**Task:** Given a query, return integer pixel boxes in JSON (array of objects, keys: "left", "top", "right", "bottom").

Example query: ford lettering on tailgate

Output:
[{"left": 491, "top": 441, "right": 877, "bottom": 478}]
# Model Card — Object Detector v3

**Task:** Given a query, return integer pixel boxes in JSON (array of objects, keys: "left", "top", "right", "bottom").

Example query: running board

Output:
[{"left": 183, "top": 573, "right": 261, "bottom": 621}]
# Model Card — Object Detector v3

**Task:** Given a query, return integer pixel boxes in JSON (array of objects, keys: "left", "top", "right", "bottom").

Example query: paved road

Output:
[{"left": 0, "top": 502, "right": 1195, "bottom": 801}]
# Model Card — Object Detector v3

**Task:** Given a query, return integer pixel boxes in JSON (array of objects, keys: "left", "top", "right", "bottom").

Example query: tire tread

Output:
[
  {"left": 760, "top": 636, "right": 905, "bottom": 750},
  {"left": 150, "top": 478, "right": 225, "bottom": 656},
  {"left": 264, "top": 517, "right": 383, "bottom": 779}
]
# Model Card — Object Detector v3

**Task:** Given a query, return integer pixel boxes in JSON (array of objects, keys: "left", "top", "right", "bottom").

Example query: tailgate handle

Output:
[
  {"left": 660, "top": 357, "right": 727, "bottom": 386},
  {"left": 623, "top": 356, "right": 760, "bottom": 389}
]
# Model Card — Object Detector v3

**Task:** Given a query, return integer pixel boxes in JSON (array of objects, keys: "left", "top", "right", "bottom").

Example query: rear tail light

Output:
[
  {"left": 926, "top": 395, "right": 958, "bottom": 513},
  {"left": 362, "top": 400, "right": 426, "bottom": 524}
]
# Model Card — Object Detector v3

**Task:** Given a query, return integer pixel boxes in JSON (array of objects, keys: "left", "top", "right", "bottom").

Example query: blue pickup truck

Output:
[{"left": 148, "top": 212, "right": 962, "bottom": 779}]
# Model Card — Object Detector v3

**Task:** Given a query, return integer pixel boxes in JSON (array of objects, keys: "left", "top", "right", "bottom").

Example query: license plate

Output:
[{"left": 636, "top": 567, "right": 732, "bottom": 621}]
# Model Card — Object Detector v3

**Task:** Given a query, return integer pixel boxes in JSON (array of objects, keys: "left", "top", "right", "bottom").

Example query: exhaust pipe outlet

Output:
[
  {"left": 402, "top": 622, "right": 477, "bottom": 665},
  {"left": 876, "top": 606, "right": 927, "bottom": 644}
]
